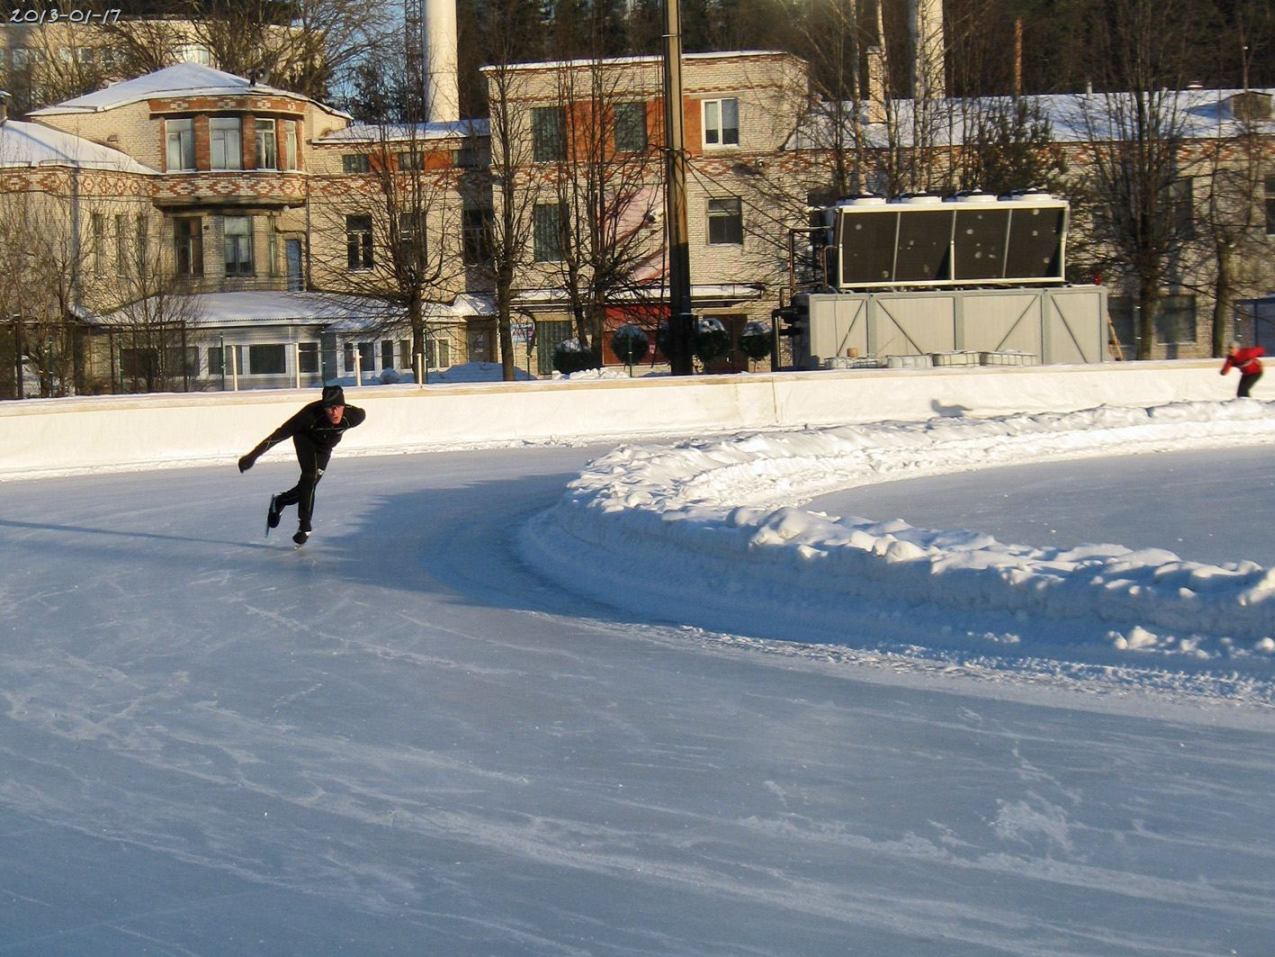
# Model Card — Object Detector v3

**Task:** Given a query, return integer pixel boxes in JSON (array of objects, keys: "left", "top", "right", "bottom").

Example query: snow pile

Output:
[{"left": 522, "top": 400, "right": 1275, "bottom": 671}]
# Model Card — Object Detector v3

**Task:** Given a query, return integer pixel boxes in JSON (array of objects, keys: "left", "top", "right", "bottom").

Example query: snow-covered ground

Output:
[{"left": 1, "top": 398, "right": 1272, "bottom": 954}]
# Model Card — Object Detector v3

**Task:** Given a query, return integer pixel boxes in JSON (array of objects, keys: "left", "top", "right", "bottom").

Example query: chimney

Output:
[
  {"left": 422, "top": 0, "right": 459, "bottom": 124},
  {"left": 910, "top": 0, "right": 946, "bottom": 101},
  {"left": 866, "top": 47, "right": 887, "bottom": 124}
]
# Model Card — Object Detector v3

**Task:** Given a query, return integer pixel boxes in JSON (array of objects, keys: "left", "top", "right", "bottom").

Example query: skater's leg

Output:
[
  {"left": 1238, "top": 370, "right": 1261, "bottom": 398},
  {"left": 295, "top": 444, "right": 331, "bottom": 533}
]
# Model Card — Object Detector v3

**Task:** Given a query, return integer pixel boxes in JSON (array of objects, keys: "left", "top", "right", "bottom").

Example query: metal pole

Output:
[
  {"left": 662, "top": 0, "right": 694, "bottom": 376},
  {"left": 230, "top": 343, "right": 239, "bottom": 391},
  {"left": 294, "top": 341, "right": 302, "bottom": 389}
]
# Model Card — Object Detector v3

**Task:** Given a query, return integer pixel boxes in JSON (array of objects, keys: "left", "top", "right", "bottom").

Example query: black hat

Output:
[{"left": 321, "top": 384, "right": 345, "bottom": 407}]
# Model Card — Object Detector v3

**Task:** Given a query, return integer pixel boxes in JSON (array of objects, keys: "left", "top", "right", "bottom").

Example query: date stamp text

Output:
[{"left": 8, "top": 7, "right": 122, "bottom": 25}]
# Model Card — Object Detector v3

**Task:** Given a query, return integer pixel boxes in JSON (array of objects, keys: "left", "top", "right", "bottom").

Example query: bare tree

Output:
[
  {"left": 1069, "top": 0, "right": 1199, "bottom": 359},
  {"left": 311, "top": 55, "right": 468, "bottom": 379},
  {"left": 477, "top": 0, "right": 544, "bottom": 380},
  {"left": 539, "top": 56, "right": 664, "bottom": 365}
]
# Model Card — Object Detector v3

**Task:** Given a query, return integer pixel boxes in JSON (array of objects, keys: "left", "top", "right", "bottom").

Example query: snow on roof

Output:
[
  {"left": 27, "top": 63, "right": 344, "bottom": 117},
  {"left": 481, "top": 50, "right": 793, "bottom": 74},
  {"left": 790, "top": 87, "right": 1275, "bottom": 151},
  {"left": 86, "top": 290, "right": 494, "bottom": 329},
  {"left": 0, "top": 119, "right": 156, "bottom": 174},
  {"left": 317, "top": 118, "right": 490, "bottom": 145}
]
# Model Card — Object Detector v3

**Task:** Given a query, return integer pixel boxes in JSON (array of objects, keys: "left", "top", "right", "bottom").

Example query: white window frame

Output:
[
  {"left": 209, "top": 116, "right": 242, "bottom": 170},
  {"left": 255, "top": 119, "right": 278, "bottom": 170},
  {"left": 281, "top": 120, "right": 298, "bottom": 171},
  {"left": 166, "top": 118, "right": 195, "bottom": 171},
  {"left": 701, "top": 97, "right": 740, "bottom": 149}
]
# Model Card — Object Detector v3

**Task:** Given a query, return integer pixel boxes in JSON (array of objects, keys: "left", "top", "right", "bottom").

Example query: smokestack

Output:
[
  {"left": 909, "top": 0, "right": 945, "bottom": 101},
  {"left": 422, "top": 0, "right": 459, "bottom": 124}
]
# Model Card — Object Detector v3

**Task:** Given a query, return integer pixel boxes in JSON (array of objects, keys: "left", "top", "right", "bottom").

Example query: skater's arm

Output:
[
  {"left": 238, "top": 406, "right": 314, "bottom": 471},
  {"left": 342, "top": 405, "right": 367, "bottom": 429}
]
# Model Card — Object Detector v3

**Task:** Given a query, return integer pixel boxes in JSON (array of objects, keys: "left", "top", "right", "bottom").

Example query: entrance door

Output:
[{"left": 286, "top": 239, "right": 303, "bottom": 291}]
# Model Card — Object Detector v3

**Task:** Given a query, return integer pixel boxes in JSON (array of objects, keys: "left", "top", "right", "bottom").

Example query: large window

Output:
[
  {"left": 166, "top": 118, "right": 195, "bottom": 171},
  {"left": 1170, "top": 177, "right": 1194, "bottom": 241},
  {"left": 533, "top": 203, "right": 565, "bottom": 262},
  {"left": 343, "top": 153, "right": 370, "bottom": 173},
  {"left": 397, "top": 151, "right": 424, "bottom": 172},
  {"left": 223, "top": 216, "right": 253, "bottom": 275},
  {"left": 1109, "top": 294, "right": 1199, "bottom": 347},
  {"left": 114, "top": 214, "right": 127, "bottom": 268},
  {"left": 210, "top": 116, "right": 242, "bottom": 170},
  {"left": 281, "top": 120, "right": 298, "bottom": 170},
  {"left": 92, "top": 213, "right": 106, "bottom": 275},
  {"left": 174, "top": 217, "right": 203, "bottom": 276},
  {"left": 398, "top": 211, "right": 423, "bottom": 263},
  {"left": 614, "top": 102, "right": 647, "bottom": 152},
  {"left": 1266, "top": 174, "right": 1275, "bottom": 236},
  {"left": 707, "top": 197, "right": 743, "bottom": 245},
  {"left": 346, "top": 214, "right": 373, "bottom": 270},
  {"left": 702, "top": 98, "right": 740, "bottom": 148},
  {"left": 463, "top": 206, "right": 493, "bottom": 266},
  {"left": 298, "top": 342, "right": 319, "bottom": 374},
  {"left": 532, "top": 106, "right": 566, "bottom": 162},
  {"left": 255, "top": 119, "right": 277, "bottom": 169},
  {"left": 248, "top": 344, "right": 286, "bottom": 375}
]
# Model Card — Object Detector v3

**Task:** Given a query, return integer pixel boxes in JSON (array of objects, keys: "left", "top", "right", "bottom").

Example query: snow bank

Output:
[{"left": 521, "top": 401, "right": 1275, "bottom": 670}]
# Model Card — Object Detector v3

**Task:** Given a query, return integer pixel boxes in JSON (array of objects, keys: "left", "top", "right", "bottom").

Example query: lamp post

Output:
[{"left": 662, "top": 0, "right": 694, "bottom": 376}]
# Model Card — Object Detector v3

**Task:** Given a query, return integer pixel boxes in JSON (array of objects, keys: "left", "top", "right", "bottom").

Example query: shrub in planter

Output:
[
  {"left": 552, "top": 338, "right": 600, "bottom": 375},
  {"left": 739, "top": 320, "right": 773, "bottom": 362},
  {"left": 694, "top": 316, "right": 731, "bottom": 364},
  {"left": 611, "top": 324, "right": 650, "bottom": 367}
]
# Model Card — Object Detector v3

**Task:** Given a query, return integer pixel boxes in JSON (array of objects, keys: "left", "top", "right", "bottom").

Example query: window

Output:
[
  {"left": 119, "top": 347, "right": 158, "bottom": 380},
  {"left": 397, "top": 340, "right": 412, "bottom": 369},
  {"left": 267, "top": 228, "right": 279, "bottom": 276},
  {"left": 427, "top": 336, "right": 450, "bottom": 368},
  {"left": 1266, "top": 174, "right": 1275, "bottom": 236},
  {"left": 92, "top": 213, "right": 106, "bottom": 274},
  {"left": 397, "top": 151, "right": 424, "bottom": 172},
  {"left": 343, "top": 153, "right": 370, "bottom": 173},
  {"left": 1170, "top": 177, "right": 1194, "bottom": 241},
  {"left": 381, "top": 340, "right": 395, "bottom": 369},
  {"left": 248, "top": 344, "right": 286, "bottom": 375},
  {"left": 702, "top": 98, "right": 740, "bottom": 148},
  {"left": 463, "top": 206, "right": 493, "bottom": 266},
  {"left": 208, "top": 346, "right": 224, "bottom": 377},
  {"left": 707, "top": 197, "right": 743, "bottom": 245},
  {"left": 255, "top": 119, "right": 277, "bottom": 169},
  {"left": 174, "top": 217, "right": 202, "bottom": 275},
  {"left": 453, "top": 144, "right": 483, "bottom": 167},
  {"left": 136, "top": 215, "right": 148, "bottom": 267},
  {"left": 346, "top": 214, "right": 373, "bottom": 270},
  {"left": 298, "top": 342, "right": 319, "bottom": 374},
  {"left": 223, "top": 216, "right": 253, "bottom": 275},
  {"left": 114, "top": 214, "right": 127, "bottom": 268},
  {"left": 532, "top": 106, "right": 566, "bottom": 162},
  {"left": 164, "top": 346, "right": 199, "bottom": 377},
  {"left": 176, "top": 43, "right": 211, "bottom": 65},
  {"left": 614, "top": 102, "right": 647, "bottom": 152},
  {"left": 281, "top": 120, "right": 298, "bottom": 171},
  {"left": 358, "top": 341, "right": 375, "bottom": 371},
  {"left": 398, "top": 210, "right": 423, "bottom": 263},
  {"left": 210, "top": 116, "right": 242, "bottom": 170},
  {"left": 533, "top": 202, "right": 565, "bottom": 262},
  {"left": 166, "top": 118, "right": 195, "bottom": 171},
  {"left": 1154, "top": 294, "right": 1197, "bottom": 344}
]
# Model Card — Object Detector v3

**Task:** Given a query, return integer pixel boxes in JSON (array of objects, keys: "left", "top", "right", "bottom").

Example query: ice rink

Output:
[{"left": 1, "top": 440, "right": 1273, "bottom": 955}]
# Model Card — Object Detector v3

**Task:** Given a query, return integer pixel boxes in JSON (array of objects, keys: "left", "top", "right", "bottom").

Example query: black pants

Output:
[
  {"left": 275, "top": 435, "right": 331, "bottom": 531},
  {"left": 1238, "top": 370, "right": 1262, "bottom": 398}
]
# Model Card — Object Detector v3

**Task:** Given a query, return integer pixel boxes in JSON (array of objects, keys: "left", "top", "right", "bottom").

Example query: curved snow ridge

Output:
[{"left": 521, "top": 401, "right": 1275, "bottom": 665}]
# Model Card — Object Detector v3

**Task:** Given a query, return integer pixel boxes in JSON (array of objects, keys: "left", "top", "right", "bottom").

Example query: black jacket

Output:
[{"left": 249, "top": 401, "right": 366, "bottom": 461}]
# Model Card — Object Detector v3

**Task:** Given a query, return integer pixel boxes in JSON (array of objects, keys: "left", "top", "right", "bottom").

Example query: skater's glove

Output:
[{"left": 238, "top": 453, "right": 257, "bottom": 473}]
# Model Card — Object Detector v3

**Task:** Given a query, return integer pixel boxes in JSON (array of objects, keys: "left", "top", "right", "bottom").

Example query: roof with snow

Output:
[
  {"left": 85, "top": 290, "right": 494, "bottom": 329},
  {"left": 317, "top": 118, "right": 490, "bottom": 145},
  {"left": 789, "top": 87, "right": 1275, "bottom": 150},
  {"left": 0, "top": 119, "right": 156, "bottom": 174},
  {"left": 481, "top": 50, "right": 796, "bottom": 74},
  {"left": 27, "top": 63, "right": 348, "bottom": 118}
]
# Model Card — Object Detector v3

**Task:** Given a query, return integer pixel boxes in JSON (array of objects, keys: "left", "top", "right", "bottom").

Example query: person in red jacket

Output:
[
  {"left": 237, "top": 384, "right": 366, "bottom": 545},
  {"left": 1220, "top": 341, "right": 1264, "bottom": 398}
]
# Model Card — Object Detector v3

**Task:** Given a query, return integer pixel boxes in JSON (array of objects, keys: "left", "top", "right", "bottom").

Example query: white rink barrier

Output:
[{"left": 0, "top": 360, "right": 1240, "bottom": 480}]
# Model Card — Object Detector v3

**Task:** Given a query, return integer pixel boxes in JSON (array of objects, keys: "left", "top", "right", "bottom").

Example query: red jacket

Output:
[{"left": 1222, "top": 346, "right": 1264, "bottom": 376}]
